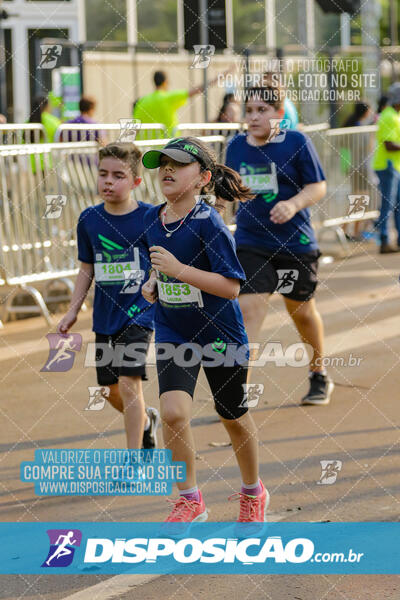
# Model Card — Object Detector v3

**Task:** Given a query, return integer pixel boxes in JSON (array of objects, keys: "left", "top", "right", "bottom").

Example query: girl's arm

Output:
[
  {"left": 57, "top": 262, "right": 94, "bottom": 333},
  {"left": 149, "top": 247, "right": 240, "bottom": 300},
  {"left": 270, "top": 181, "right": 327, "bottom": 224}
]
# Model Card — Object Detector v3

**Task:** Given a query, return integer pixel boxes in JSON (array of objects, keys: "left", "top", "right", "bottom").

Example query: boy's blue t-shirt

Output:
[
  {"left": 225, "top": 131, "right": 325, "bottom": 254},
  {"left": 143, "top": 202, "right": 248, "bottom": 353},
  {"left": 77, "top": 202, "right": 154, "bottom": 335}
]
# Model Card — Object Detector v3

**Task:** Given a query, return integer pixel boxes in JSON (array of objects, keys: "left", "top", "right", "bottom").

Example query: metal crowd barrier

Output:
[
  {"left": 54, "top": 123, "right": 168, "bottom": 144},
  {"left": 0, "top": 135, "right": 226, "bottom": 326},
  {"left": 0, "top": 123, "right": 48, "bottom": 145},
  {"left": 313, "top": 125, "right": 379, "bottom": 251},
  {"left": 0, "top": 125, "right": 385, "bottom": 327},
  {"left": 0, "top": 142, "right": 98, "bottom": 325}
]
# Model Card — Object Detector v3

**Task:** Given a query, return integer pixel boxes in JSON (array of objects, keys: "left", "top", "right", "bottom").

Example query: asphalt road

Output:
[{"left": 1, "top": 250, "right": 400, "bottom": 599}]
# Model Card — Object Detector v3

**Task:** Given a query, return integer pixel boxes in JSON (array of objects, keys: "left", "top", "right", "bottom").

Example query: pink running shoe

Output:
[
  {"left": 162, "top": 492, "right": 208, "bottom": 537},
  {"left": 229, "top": 480, "right": 270, "bottom": 536}
]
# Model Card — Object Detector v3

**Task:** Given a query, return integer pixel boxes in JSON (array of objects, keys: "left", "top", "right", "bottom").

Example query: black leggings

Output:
[{"left": 157, "top": 350, "right": 249, "bottom": 420}]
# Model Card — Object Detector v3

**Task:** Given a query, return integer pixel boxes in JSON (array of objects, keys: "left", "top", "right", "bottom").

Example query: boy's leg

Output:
[
  {"left": 119, "top": 375, "right": 146, "bottom": 449},
  {"left": 283, "top": 297, "right": 324, "bottom": 371}
]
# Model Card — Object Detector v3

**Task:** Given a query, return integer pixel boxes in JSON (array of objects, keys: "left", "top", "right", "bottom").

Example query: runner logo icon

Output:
[
  {"left": 41, "top": 334, "right": 82, "bottom": 372},
  {"left": 42, "top": 529, "right": 82, "bottom": 567}
]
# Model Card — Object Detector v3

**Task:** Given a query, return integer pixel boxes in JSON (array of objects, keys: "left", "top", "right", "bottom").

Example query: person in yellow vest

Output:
[
  {"left": 133, "top": 70, "right": 222, "bottom": 138},
  {"left": 373, "top": 83, "right": 400, "bottom": 253}
]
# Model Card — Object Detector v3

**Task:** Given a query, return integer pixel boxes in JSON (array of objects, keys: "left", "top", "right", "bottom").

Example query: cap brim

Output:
[{"left": 142, "top": 148, "right": 196, "bottom": 169}]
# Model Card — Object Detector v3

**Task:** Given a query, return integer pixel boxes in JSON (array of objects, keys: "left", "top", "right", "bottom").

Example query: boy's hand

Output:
[
  {"left": 142, "top": 275, "right": 158, "bottom": 304},
  {"left": 269, "top": 199, "right": 297, "bottom": 224},
  {"left": 149, "top": 246, "right": 184, "bottom": 279},
  {"left": 57, "top": 310, "right": 78, "bottom": 334}
]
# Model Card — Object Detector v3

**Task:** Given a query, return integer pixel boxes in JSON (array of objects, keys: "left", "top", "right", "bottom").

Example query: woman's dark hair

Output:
[
  {"left": 216, "top": 93, "right": 235, "bottom": 122},
  {"left": 213, "top": 164, "right": 255, "bottom": 203},
  {"left": 343, "top": 101, "right": 370, "bottom": 127},
  {"left": 26, "top": 96, "right": 48, "bottom": 142},
  {"left": 377, "top": 95, "right": 388, "bottom": 114},
  {"left": 29, "top": 96, "right": 48, "bottom": 124},
  {"left": 244, "top": 85, "right": 284, "bottom": 110}
]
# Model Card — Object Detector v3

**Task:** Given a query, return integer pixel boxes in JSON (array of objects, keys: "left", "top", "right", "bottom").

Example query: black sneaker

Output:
[
  {"left": 142, "top": 407, "right": 160, "bottom": 449},
  {"left": 301, "top": 372, "right": 334, "bottom": 406}
]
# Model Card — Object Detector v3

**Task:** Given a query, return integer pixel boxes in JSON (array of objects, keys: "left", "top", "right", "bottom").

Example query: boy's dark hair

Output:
[
  {"left": 213, "top": 164, "right": 255, "bottom": 203},
  {"left": 154, "top": 71, "right": 166, "bottom": 87},
  {"left": 79, "top": 96, "right": 96, "bottom": 113},
  {"left": 244, "top": 85, "right": 284, "bottom": 110},
  {"left": 98, "top": 143, "right": 142, "bottom": 177}
]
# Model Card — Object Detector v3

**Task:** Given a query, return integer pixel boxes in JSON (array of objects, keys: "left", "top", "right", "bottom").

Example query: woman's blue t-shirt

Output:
[
  {"left": 77, "top": 202, "right": 154, "bottom": 335},
  {"left": 225, "top": 131, "right": 325, "bottom": 254},
  {"left": 143, "top": 202, "right": 248, "bottom": 353}
]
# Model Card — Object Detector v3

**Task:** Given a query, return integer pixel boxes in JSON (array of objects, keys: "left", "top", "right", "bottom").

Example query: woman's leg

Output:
[
  {"left": 283, "top": 297, "right": 324, "bottom": 371},
  {"left": 376, "top": 167, "right": 397, "bottom": 247}
]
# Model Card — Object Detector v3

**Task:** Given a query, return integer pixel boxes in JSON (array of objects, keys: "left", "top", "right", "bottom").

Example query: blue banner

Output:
[{"left": 1, "top": 522, "right": 399, "bottom": 574}]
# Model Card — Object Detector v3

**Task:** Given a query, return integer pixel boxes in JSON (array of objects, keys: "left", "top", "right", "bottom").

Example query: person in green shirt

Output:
[
  {"left": 372, "top": 83, "right": 400, "bottom": 253},
  {"left": 133, "top": 70, "right": 220, "bottom": 138}
]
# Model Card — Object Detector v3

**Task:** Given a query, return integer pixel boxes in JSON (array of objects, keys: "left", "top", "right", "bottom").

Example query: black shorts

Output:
[
  {"left": 95, "top": 323, "right": 152, "bottom": 386},
  {"left": 157, "top": 346, "right": 249, "bottom": 420},
  {"left": 237, "top": 245, "right": 321, "bottom": 302}
]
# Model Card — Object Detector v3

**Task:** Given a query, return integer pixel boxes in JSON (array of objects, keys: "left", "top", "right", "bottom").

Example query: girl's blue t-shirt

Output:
[
  {"left": 225, "top": 131, "right": 325, "bottom": 254},
  {"left": 77, "top": 202, "right": 154, "bottom": 335},
  {"left": 143, "top": 202, "right": 248, "bottom": 352}
]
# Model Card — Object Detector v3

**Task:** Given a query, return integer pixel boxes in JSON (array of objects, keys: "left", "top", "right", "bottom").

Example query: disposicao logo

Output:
[{"left": 42, "top": 529, "right": 82, "bottom": 567}]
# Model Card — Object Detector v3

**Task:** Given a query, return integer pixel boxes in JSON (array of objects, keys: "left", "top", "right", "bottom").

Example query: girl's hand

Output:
[
  {"left": 149, "top": 246, "right": 184, "bottom": 279},
  {"left": 142, "top": 275, "right": 158, "bottom": 303},
  {"left": 269, "top": 199, "right": 297, "bottom": 224},
  {"left": 57, "top": 310, "right": 77, "bottom": 334}
]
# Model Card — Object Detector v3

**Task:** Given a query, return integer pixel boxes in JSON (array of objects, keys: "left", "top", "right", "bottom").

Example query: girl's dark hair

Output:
[
  {"left": 216, "top": 93, "right": 235, "bottom": 122},
  {"left": 182, "top": 136, "right": 254, "bottom": 203},
  {"left": 99, "top": 142, "right": 142, "bottom": 177},
  {"left": 343, "top": 101, "right": 370, "bottom": 127},
  {"left": 213, "top": 164, "right": 255, "bottom": 203}
]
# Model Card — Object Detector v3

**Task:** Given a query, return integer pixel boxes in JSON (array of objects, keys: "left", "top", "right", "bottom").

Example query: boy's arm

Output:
[
  {"left": 57, "top": 262, "right": 94, "bottom": 333},
  {"left": 270, "top": 181, "right": 327, "bottom": 225}
]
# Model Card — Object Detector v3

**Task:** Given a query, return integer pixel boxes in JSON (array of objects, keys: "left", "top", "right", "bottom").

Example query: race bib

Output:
[
  {"left": 239, "top": 162, "right": 278, "bottom": 194},
  {"left": 94, "top": 247, "right": 141, "bottom": 286},
  {"left": 157, "top": 280, "right": 204, "bottom": 308}
]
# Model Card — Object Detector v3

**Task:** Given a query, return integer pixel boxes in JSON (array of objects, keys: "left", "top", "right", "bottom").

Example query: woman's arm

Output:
[
  {"left": 149, "top": 246, "right": 240, "bottom": 300},
  {"left": 270, "top": 181, "right": 327, "bottom": 224}
]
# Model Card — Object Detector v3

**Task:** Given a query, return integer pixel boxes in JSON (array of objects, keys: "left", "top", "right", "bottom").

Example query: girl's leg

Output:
[
  {"left": 220, "top": 411, "right": 259, "bottom": 485},
  {"left": 283, "top": 297, "right": 324, "bottom": 371},
  {"left": 160, "top": 390, "right": 196, "bottom": 490},
  {"left": 118, "top": 375, "right": 146, "bottom": 449}
]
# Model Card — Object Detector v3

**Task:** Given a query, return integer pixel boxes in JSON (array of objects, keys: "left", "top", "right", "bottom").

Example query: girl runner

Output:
[{"left": 141, "top": 137, "right": 267, "bottom": 527}]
